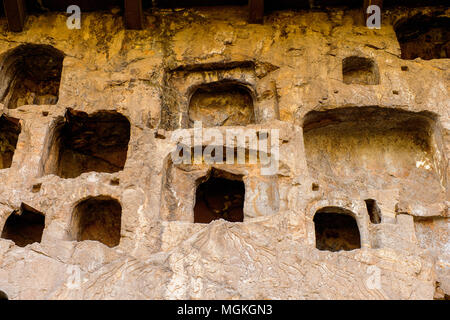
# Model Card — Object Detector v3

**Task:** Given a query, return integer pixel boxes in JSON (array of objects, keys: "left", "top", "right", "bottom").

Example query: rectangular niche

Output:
[
  {"left": 42, "top": 109, "right": 131, "bottom": 179},
  {"left": 342, "top": 56, "right": 380, "bottom": 85},
  {"left": 302, "top": 107, "right": 446, "bottom": 205},
  {"left": 188, "top": 80, "right": 255, "bottom": 128},
  {"left": 0, "top": 44, "right": 64, "bottom": 109},
  {"left": 70, "top": 196, "right": 122, "bottom": 248},
  {"left": 160, "top": 61, "right": 279, "bottom": 130},
  {"left": 194, "top": 169, "right": 245, "bottom": 224},
  {"left": 1, "top": 204, "right": 45, "bottom": 247},
  {"left": 160, "top": 145, "right": 279, "bottom": 222},
  {"left": 314, "top": 207, "right": 361, "bottom": 252}
]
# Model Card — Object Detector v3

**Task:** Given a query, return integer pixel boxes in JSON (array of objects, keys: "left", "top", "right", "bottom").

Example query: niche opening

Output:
[
  {"left": 0, "top": 115, "right": 21, "bottom": 169},
  {"left": 314, "top": 207, "right": 361, "bottom": 252},
  {"left": 302, "top": 107, "right": 442, "bottom": 202},
  {"left": 342, "top": 56, "right": 379, "bottom": 85},
  {"left": 394, "top": 14, "right": 449, "bottom": 60},
  {"left": 188, "top": 81, "right": 255, "bottom": 127},
  {"left": 194, "top": 169, "right": 245, "bottom": 223},
  {"left": 0, "top": 44, "right": 64, "bottom": 109},
  {"left": 1, "top": 204, "right": 45, "bottom": 247},
  {"left": 43, "top": 109, "right": 131, "bottom": 178},
  {"left": 71, "top": 196, "right": 122, "bottom": 248}
]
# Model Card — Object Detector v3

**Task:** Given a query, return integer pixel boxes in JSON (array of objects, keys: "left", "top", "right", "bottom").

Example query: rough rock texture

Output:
[{"left": 0, "top": 6, "right": 448, "bottom": 300}]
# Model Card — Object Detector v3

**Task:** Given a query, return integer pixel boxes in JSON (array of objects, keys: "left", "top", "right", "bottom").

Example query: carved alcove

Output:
[
  {"left": 70, "top": 196, "right": 122, "bottom": 248},
  {"left": 302, "top": 106, "right": 447, "bottom": 212},
  {"left": 160, "top": 141, "right": 280, "bottom": 223},
  {"left": 194, "top": 168, "right": 245, "bottom": 224},
  {"left": 342, "top": 56, "right": 380, "bottom": 85},
  {"left": 313, "top": 207, "right": 361, "bottom": 252},
  {"left": 1, "top": 204, "right": 45, "bottom": 247},
  {"left": 306, "top": 199, "right": 370, "bottom": 250},
  {"left": 42, "top": 109, "right": 131, "bottom": 178},
  {"left": 188, "top": 80, "right": 255, "bottom": 128},
  {"left": 0, "top": 44, "right": 64, "bottom": 109},
  {"left": 160, "top": 61, "right": 279, "bottom": 130}
]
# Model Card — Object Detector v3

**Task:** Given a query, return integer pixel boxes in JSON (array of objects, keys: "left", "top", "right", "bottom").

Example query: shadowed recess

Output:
[
  {"left": 394, "top": 14, "right": 449, "bottom": 60},
  {"left": 188, "top": 81, "right": 255, "bottom": 128},
  {"left": 0, "top": 115, "right": 21, "bottom": 169},
  {"left": 342, "top": 56, "right": 379, "bottom": 85},
  {"left": 0, "top": 44, "right": 64, "bottom": 109},
  {"left": 314, "top": 207, "right": 361, "bottom": 252},
  {"left": 194, "top": 169, "right": 245, "bottom": 223},
  {"left": 302, "top": 107, "right": 444, "bottom": 203},
  {"left": 1, "top": 204, "right": 45, "bottom": 247},
  {"left": 43, "top": 109, "right": 131, "bottom": 178},
  {"left": 71, "top": 196, "right": 122, "bottom": 248}
]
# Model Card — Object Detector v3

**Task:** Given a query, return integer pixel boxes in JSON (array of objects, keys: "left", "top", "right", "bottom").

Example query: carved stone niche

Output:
[
  {"left": 159, "top": 145, "right": 280, "bottom": 223},
  {"left": 302, "top": 106, "right": 447, "bottom": 215},
  {"left": 160, "top": 61, "right": 280, "bottom": 131},
  {"left": 0, "top": 44, "right": 64, "bottom": 110}
]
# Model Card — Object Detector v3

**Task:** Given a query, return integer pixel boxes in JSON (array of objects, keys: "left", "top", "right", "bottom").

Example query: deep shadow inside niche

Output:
[
  {"left": 0, "top": 44, "right": 64, "bottom": 109},
  {"left": 0, "top": 115, "right": 21, "bottom": 169},
  {"left": 1, "top": 204, "right": 45, "bottom": 247},
  {"left": 394, "top": 14, "right": 449, "bottom": 60},
  {"left": 188, "top": 81, "right": 255, "bottom": 128},
  {"left": 342, "top": 56, "right": 379, "bottom": 85},
  {"left": 71, "top": 196, "right": 122, "bottom": 248},
  {"left": 44, "top": 109, "right": 131, "bottom": 179},
  {"left": 194, "top": 169, "right": 245, "bottom": 224},
  {"left": 314, "top": 207, "right": 361, "bottom": 252},
  {"left": 365, "top": 199, "right": 381, "bottom": 224},
  {"left": 0, "top": 290, "right": 7, "bottom": 300}
]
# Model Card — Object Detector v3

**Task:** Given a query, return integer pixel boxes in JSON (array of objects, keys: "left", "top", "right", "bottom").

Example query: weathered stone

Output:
[{"left": 0, "top": 6, "right": 448, "bottom": 300}]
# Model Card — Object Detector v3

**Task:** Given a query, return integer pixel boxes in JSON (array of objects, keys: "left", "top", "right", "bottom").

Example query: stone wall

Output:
[{"left": 0, "top": 6, "right": 448, "bottom": 299}]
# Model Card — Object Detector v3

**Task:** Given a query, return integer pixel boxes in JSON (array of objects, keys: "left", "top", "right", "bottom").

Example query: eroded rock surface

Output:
[{"left": 0, "top": 6, "right": 448, "bottom": 300}]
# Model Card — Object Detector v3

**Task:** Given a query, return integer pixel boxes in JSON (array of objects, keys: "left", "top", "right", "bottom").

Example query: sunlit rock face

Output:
[{"left": 0, "top": 5, "right": 448, "bottom": 300}]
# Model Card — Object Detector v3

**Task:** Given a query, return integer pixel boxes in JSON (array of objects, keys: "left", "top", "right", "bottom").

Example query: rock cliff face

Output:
[{"left": 0, "top": 6, "right": 448, "bottom": 300}]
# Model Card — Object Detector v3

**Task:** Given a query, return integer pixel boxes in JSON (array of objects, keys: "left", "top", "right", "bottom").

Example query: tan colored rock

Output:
[{"left": 0, "top": 6, "right": 448, "bottom": 300}]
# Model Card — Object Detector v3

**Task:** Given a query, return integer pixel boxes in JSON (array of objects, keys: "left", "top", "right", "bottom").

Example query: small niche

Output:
[
  {"left": 71, "top": 196, "right": 122, "bottom": 248},
  {"left": 43, "top": 109, "right": 131, "bottom": 179},
  {"left": 194, "top": 169, "right": 245, "bottom": 224},
  {"left": 342, "top": 56, "right": 380, "bottom": 85},
  {"left": 1, "top": 204, "right": 45, "bottom": 247},
  {"left": 314, "top": 207, "right": 361, "bottom": 252},
  {"left": 365, "top": 199, "right": 381, "bottom": 224},
  {"left": 394, "top": 14, "right": 449, "bottom": 60},
  {"left": 31, "top": 183, "right": 42, "bottom": 193},
  {"left": 0, "top": 44, "right": 64, "bottom": 109},
  {"left": 188, "top": 81, "right": 255, "bottom": 127},
  {"left": 0, "top": 115, "right": 21, "bottom": 169},
  {"left": 0, "top": 290, "right": 8, "bottom": 300}
]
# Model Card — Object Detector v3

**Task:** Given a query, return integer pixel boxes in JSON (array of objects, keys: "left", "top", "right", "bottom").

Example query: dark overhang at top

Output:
[{"left": 1, "top": 0, "right": 448, "bottom": 32}]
